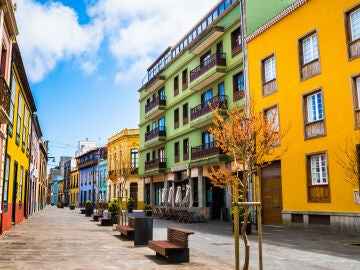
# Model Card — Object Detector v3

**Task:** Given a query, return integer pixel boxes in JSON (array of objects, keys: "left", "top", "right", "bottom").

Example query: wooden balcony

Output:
[
  {"left": 233, "top": 89, "right": 245, "bottom": 102},
  {"left": 145, "top": 126, "right": 166, "bottom": 143},
  {"left": 145, "top": 158, "right": 166, "bottom": 171},
  {"left": 145, "top": 96, "right": 166, "bottom": 120},
  {"left": 190, "top": 26, "right": 225, "bottom": 55},
  {"left": 190, "top": 52, "right": 226, "bottom": 90},
  {"left": 262, "top": 79, "right": 277, "bottom": 96},
  {"left": 231, "top": 43, "right": 242, "bottom": 57},
  {"left": 0, "top": 76, "right": 11, "bottom": 124},
  {"left": 190, "top": 95, "right": 227, "bottom": 128},
  {"left": 191, "top": 141, "right": 223, "bottom": 160},
  {"left": 144, "top": 74, "right": 166, "bottom": 94},
  {"left": 78, "top": 158, "right": 98, "bottom": 169}
]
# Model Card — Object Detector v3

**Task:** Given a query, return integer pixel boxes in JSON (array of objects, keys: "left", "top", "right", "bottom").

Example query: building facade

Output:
[
  {"left": 77, "top": 148, "right": 99, "bottom": 205},
  {"left": 247, "top": 0, "right": 360, "bottom": 233},
  {"left": 1, "top": 42, "right": 36, "bottom": 232},
  {"left": 98, "top": 147, "right": 107, "bottom": 202},
  {"left": 107, "top": 128, "right": 142, "bottom": 209},
  {"left": 0, "top": 0, "right": 18, "bottom": 234},
  {"left": 69, "top": 158, "right": 79, "bottom": 206}
]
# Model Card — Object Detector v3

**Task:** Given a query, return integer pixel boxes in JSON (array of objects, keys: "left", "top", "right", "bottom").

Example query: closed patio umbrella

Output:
[
  {"left": 168, "top": 186, "right": 174, "bottom": 208},
  {"left": 161, "top": 187, "right": 167, "bottom": 205},
  {"left": 175, "top": 186, "right": 182, "bottom": 206},
  {"left": 182, "top": 184, "right": 193, "bottom": 208}
]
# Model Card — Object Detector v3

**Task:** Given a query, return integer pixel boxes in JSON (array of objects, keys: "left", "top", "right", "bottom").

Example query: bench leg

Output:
[{"left": 167, "top": 248, "right": 189, "bottom": 263}]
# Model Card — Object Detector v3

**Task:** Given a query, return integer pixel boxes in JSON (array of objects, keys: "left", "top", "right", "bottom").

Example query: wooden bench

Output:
[
  {"left": 148, "top": 227, "right": 194, "bottom": 263},
  {"left": 99, "top": 211, "right": 113, "bottom": 226},
  {"left": 116, "top": 217, "right": 135, "bottom": 240},
  {"left": 92, "top": 209, "right": 104, "bottom": 221}
]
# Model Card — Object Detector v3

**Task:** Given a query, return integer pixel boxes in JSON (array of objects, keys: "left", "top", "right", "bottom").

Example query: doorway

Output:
[{"left": 12, "top": 162, "right": 18, "bottom": 224}]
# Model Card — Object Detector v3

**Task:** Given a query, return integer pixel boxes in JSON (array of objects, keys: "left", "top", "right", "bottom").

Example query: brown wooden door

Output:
[{"left": 261, "top": 161, "right": 282, "bottom": 225}]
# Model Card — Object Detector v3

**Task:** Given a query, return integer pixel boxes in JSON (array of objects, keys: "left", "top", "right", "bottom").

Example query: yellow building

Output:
[
  {"left": 247, "top": 0, "right": 360, "bottom": 233},
  {"left": 3, "top": 42, "right": 36, "bottom": 229},
  {"left": 70, "top": 164, "right": 79, "bottom": 206},
  {"left": 107, "top": 128, "right": 143, "bottom": 209}
]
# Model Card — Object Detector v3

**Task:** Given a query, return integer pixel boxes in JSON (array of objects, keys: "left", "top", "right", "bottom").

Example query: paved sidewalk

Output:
[{"left": 0, "top": 206, "right": 359, "bottom": 270}]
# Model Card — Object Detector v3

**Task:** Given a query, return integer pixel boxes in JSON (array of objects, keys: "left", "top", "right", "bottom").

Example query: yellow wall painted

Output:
[
  {"left": 248, "top": 0, "right": 360, "bottom": 213},
  {"left": 6, "top": 67, "right": 32, "bottom": 204}
]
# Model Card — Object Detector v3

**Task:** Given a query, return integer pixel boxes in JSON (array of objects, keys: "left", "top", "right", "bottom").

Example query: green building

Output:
[{"left": 138, "top": 0, "right": 296, "bottom": 220}]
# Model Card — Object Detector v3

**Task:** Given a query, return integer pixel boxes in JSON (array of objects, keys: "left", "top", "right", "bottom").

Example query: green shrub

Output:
[
  {"left": 127, "top": 197, "right": 134, "bottom": 208},
  {"left": 108, "top": 199, "right": 120, "bottom": 214}
]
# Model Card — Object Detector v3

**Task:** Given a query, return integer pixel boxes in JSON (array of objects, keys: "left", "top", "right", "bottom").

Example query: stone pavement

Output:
[{"left": 0, "top": 206, "right": 359, "bottom": 270}]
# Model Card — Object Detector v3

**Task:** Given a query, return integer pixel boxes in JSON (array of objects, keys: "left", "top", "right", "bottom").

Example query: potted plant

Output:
[
  {"left": 127, "top": 197, "right": 134, "bottom": 213},
  {"left": 69, "top": 203, "right": 75, "bottom": 210},
  {"left": 85, "top": 200, "right": 94, "bottom": 216},
  {"left": 108, "top": 199, "right": 120, "bottom": 224},
  {"left": 57, "top": 202, "right": 64, "bottom": 208},
  {"left": 143, "top": 204, "right": 152, "bottom": 216}
]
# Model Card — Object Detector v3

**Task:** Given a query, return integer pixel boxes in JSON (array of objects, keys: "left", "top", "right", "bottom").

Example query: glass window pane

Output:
[{"left": 350, "top": 8, "right": 360, "bottom": 40}]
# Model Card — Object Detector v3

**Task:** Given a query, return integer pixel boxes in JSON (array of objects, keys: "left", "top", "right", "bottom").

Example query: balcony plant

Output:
[{"left": 127, "top": 197, "right": 134, "bottom": 213}]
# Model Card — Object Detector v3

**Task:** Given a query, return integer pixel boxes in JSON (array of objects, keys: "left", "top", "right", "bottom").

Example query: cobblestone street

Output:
[{"left": 0, "top": 206, "right": 359, "bottom": 270}]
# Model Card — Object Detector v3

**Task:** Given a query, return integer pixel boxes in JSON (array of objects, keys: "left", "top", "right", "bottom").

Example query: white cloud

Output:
[
  {"left": 15, "top": 0, "right": 103, "bottom": 82},
  {"left": 15, "top": 0, "right": 220, "bottom": 84}
]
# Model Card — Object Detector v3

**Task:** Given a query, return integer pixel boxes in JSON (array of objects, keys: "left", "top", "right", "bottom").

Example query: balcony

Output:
[
  {"left": 145, "top": 126, "right": 166, "bottom": 146},
  {"left": 144, "top": 74, "right": 166, "bottom": 94},
  {"left": 190, "top": 95, "right": 227, "bottom": 128},
  {"left": 145, "top": 158, "right": 166, "bottom": 172},
  {"left": 145, "top": 96, "right": 166, "bottom": 120},
  {"left": 190, "top": 52, "right": 226, "bottom": 90},
  {"left": 191, "top": 141, "right": 225, "bottom": 160},
  {"left": 0, "top": 76, "right": 11, "bottom": 124},
  {"left": 190, "top": 26, "right": 225, "bottom": 55}
]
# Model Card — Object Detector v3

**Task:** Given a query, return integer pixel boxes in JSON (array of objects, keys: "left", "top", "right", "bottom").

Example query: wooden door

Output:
[{"left": 261, "top": 161, "right": 282, "bottom": 225}]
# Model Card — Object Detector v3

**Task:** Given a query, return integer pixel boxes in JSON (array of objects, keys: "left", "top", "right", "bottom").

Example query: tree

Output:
[
  {"left": 207, "top": 102, "right": 285, "bottom": 270},
  {"left": 336, "top": 140, "right": 360, "bottom": 192}
]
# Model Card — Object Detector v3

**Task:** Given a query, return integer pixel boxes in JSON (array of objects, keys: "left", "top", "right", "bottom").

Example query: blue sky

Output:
[{"left": 14, "top": 0, "right": 219, "bottom": 163}]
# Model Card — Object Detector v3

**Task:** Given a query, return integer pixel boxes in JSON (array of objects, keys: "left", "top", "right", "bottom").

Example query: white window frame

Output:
[
  {"left": 310, "top": 154, "right": 328, "bottom": 185},
  {"left": 302, "top": 33, "right": 319, "bottom": 65},
  {"left": 307, "top": 92, "right": 323, "bottom": 122},
  {"left": 264, "top": 56, "right": 276, "bottom": 83},
  {"left": 350, "top": 7, "right": 360, "bottom": 41}
]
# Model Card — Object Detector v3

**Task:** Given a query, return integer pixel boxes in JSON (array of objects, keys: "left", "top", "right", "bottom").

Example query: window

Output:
[
  {"left": 174, "top": 108, "right": 179, "bottom": 129},
  {"left": 262, "top": 55, "right": 277, "bottom": 95},
  {"left": 345, "top": 5, "right": 360, "bottom": 59},
  {"left": 306, "top": 92, "right": 323, "bottom": 123},
  {"left": 2, "top": 155, "right": 10, "bottom": 210},
  {"left": 8, "top": 74, "right": 16, "bottom": 136},
  {"left": 19, "top": 166, "right": 24, "bottom": 203},
  {"left": 307, "top": 152, "right": 330, "bottom": 202},
  {"left": 22, "top": 106, "right": 28, "bottom": 152},
  {"left": 16, "top": 92, "right": 22, "bottom": 145},
  {"left": 183, "top": 138, "right": 189, "bottom": 161},
  {"left": 200, "top": 51, "right": 211, "bottom": 67},
  {"left": 158, "top": 147, "right": 165, "bottom": 162},
  {"left": 131, "top": 149, "right": 138, "bottom": 169},
  {"left": 158, "top": 116, "right": 165, "bottom": 131},
  {"left": 299, "top": 31, "right": 320, "bottom": 80},
  {"left": 352, "top": 75, "right": 360, "bottom": 128},
  {"left": 264, "top": 105, "right": 279, "bottom": 133},
  {"left": 310, "top": 154, "right": 328, "bottom": 185},
  {"left": 218, "top": 82, "right": 225, "bottom": 99},
  {"left": 231, "top": 27, "right": 242, "bottom": 57},
  {"left": 202, "top": 131, "right": 214, "bottom": 149},
  {"left": 182, "top": 68, "right": 188, "bottom": 90},
  {"left": 303, "top": 90, "right": 326, "bottom": 139},
  {"left": 159, "top": 87, "right": 165, "bottom": 100},
  {"left": 201, "top": 89, "right": 213, "bottom": 107},
  {"left": 183, "top": 103, "right": 188, "bottom": 125},
  {"left": 174, "top": 76, "right": 179, "bottom": 96},
  {"left": 233, "top": 72, "right": 244, "bottom": 101},
  {"left": 174, "top": 142, "right": 179, "bottom": 163}
]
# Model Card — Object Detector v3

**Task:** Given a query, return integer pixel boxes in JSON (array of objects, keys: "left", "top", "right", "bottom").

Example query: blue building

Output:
[
  {"left": 52, "top": 176, "right": 62, "bottom": 205},
  {"left": 77, "top": 148, "right": 101, "bottom": 204},
  {"left": 98, "top": 147, "right": 108, "bottom": 202}
]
